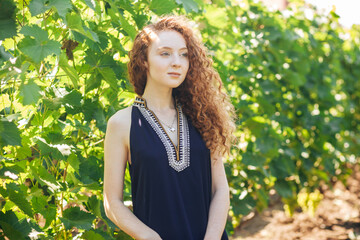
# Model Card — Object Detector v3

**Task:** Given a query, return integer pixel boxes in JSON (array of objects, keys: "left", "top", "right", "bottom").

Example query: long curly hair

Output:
[{"left": 128, "top": 15, "right": 236, "bottom": 156}]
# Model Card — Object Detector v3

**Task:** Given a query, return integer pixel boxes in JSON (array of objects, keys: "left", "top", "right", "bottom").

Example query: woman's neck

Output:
[{"left": 141, "top": 85, "right": 175, "bottom": 112}]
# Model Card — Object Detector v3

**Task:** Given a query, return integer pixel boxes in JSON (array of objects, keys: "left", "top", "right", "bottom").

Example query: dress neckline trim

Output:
[
  {"left": 133, "top": 95, "right": 178, "bottom": 110},
  {"left": 133, "top": 96, "right": 190, "bottom": 172}
]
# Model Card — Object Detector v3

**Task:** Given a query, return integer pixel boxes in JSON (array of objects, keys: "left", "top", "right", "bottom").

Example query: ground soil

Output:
[{"left": 231, "top": 165, "right": 360, "bottom": 240}]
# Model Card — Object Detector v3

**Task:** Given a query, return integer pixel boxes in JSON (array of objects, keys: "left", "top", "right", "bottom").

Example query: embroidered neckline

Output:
[{"left": 133, "top": 96, "right": 190, "bottom": 172}]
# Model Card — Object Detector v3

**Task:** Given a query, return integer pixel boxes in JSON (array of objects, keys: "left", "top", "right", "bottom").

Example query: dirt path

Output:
[{"left": 231, "top": 165, "right": 360, "bottom": 240}]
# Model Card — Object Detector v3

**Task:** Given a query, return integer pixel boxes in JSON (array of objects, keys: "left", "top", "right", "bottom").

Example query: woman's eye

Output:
[
  {"left": 160, "top": 52, "right": 170, "bottom": 56},
  {"left": 181, "top": 53, "right": 188, "bottom": 57}
]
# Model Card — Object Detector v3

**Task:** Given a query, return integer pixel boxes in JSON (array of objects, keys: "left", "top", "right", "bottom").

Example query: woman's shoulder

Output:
[{"left": 106, "top": 106, "right": 133, "bottom": 135}]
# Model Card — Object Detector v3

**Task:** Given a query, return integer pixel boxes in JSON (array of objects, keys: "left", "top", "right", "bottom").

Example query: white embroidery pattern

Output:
[{"left": 133, "top": 96, "right": 190, "bottom": 172}]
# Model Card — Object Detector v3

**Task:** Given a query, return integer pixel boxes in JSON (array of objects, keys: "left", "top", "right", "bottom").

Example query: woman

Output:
[{"left": 103, "top": 16, "right": 236, "bottom": 240}]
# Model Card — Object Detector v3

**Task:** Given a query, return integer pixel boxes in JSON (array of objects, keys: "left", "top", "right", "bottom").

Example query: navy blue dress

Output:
[{"left": 128, "top": 96, "right": 228, "bottom": 240}]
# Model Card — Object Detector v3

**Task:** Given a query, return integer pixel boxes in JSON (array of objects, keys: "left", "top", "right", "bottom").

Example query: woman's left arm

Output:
[{"left": 204, "top": 154, "right": 230, "bottom": 240}]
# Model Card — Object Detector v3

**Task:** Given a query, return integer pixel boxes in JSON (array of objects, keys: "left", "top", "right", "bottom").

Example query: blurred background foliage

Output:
[{"left": 0, "top": 0, "right": 359, "bottom": 239}]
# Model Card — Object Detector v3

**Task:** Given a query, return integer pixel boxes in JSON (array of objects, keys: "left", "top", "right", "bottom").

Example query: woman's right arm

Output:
[{"left": 103, "top": 110, "right": 161, "bottom": 240}]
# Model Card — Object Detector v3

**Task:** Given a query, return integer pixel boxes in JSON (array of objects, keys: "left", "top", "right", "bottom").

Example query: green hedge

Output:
[{"left": 0, "top": 0, "right": 359, "bottom": 238}]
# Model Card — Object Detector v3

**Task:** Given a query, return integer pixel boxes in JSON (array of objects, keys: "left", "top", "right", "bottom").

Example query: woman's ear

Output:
[{"left": 144, "top": 61, "right": 148, "bottom": 69}]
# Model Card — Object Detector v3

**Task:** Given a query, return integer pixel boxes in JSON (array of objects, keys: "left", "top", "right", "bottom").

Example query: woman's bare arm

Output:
[
  {"left": 103, "top": 108, "right": 162, "bottom": 240},
  {"left": 203, "top": 154, "right": 230, "bottom": 240}
]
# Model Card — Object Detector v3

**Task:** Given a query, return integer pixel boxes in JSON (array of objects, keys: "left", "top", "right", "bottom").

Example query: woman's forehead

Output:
[{"left": 149, "top": 30, "right": 187, "bottom": 50}]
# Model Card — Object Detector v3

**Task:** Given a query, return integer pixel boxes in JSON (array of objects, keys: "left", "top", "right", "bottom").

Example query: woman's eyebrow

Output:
[{"left": 157, "top": 46, "right": 188, "bottom": 50}]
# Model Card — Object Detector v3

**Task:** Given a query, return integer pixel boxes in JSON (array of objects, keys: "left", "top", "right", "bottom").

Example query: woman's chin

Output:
[{"left": 165, "top": 80, "right": 185, "bottom": 89}]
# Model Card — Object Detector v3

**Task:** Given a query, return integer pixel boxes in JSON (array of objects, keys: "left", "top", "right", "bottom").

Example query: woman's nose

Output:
[{"left": 171, "top": 54, "right": 181, "bottom": 67}]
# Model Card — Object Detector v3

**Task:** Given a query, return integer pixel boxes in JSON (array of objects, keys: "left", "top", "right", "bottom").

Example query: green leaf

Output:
[
  {"left": 31, "top": 195, "right": 48, "bottom": 214},
  {"left": 7, "top": 183, "right": 34, "bottom": 217},
  {"left": 82, "top": 230, "right": 106, "bottom": 240},
  {"left": 285, "top": 71, "right": 306, "bottom": 87},
  {"left": 35, "top": 137, "right": 64, "bottom": 159},
  {"left": 84, "top": 30, "right": 108, "bottom": 51},
  {"left": 20, "top": 25, "right": 48, "bottom": 42},
  {"left": 258, "top": 96, "right": 276, "bottom": 116},
  {"left": 43, "top": 206, "right": 57, "bottom": 228},
  {"left": 60, "top": 206, "right": 96, "bottom": 230},
  {"left": 59, "top": 52, "right": 79, "bottom": 88},
  {"left": 68, "top": 153, "right": 80, "bottom": 174},
  {"left": 66, "top": 13, "right": 99, "bottom": 42},
  {"left": 29, "top": 0, "right": 71, "bottom": 17},
  {"left": 28, "top": 0, "right": 52, "bottom": 16},
  {"left": 62, "top": 90, "right": 82, "bottom": 107},
  {"left": 0, "top": 118, "right": 21, "bottom": 146},
  {"left": 270, "top": 156, "right": 296, "bottom": 178},
  {"left": 255, "top": 135, "right": 279, "bottom": 158},
  {"left": 94, "top": 107, "right": 106, "bottom": 132},
  {"left": 245, "top": 116, "right": 267, "bottom": 137},
  {"left": 84, "top": 50, "right": 99, "bottom": 67},
  {"left": 150, "top": 0, "right": 177, "bottom": 15},
  {"left": 0, "top": 19, "right": 17, "bottom": 41},
  {"left": 66, "top": 12, "right": 86, "bottom": 32},
  {"left": 0, "top": 211, "right": 32, "bottom": 240},
  {"left": 0, "top": 185, "right": 8, "bottom": 197},
  {"left": 82, "top": 98, "right": 98, "bottom": 122},
  {"left": 106, "top": 2, "right": 137, "bottom": 40},
  {"left": 18, "top": 37, "right": 61, "bottom": 64},
  {"left": 31, "top": 195, "right": 56, "bottom": 228},
  {"left": 50, "top": 0, "right": 72, "bottom": 18},
  {"left": 274, "top": 180, "right": 294, "bottom": 198},
  {"left": 0, "top": 0, "right": 17, "bottom": 40},
  {"left": 97, "top": 67, "right": 118, "bottom": 90},
  {"left": 87, "top": 195, "right": 102, "bottom": 218},
  {"left": 257, "top": 188, "right": 269, "bottom": 209},
  {"left": 232, "top": 192, "right": 256, "bottom": 216},
  {"left": 118, "top": 13, "right": 137, "bottom": 40},
  {"left": 88, "top": 27, "right": 100, "bottom": 42},
  {"left": 0, "top": 165, "right": 23, "bottom": 180},
  {"left": 85, "top": 73, "right": 102, "bottom": 93},
  {"left": 0, "top": 45, "right": 12, "bottom": 62},
  {"left": 30, "top": 165, "right": 61, "bottom": 192},
  {"left": 15, "top": 138, "right": 32, "bottom": 160},
  {"left": 293, "top": 58, "right": 310, "bottom": 75},
  {"left": 175, "top": 0, "right": 199, "bottom": 13},
  {"left": 247, "top": 169, "right": 265, "bottom": 184},
  {"left": 241, "top": 152, "right": 266, "bottom": 167},
  {"left": 19, "top": 81, "right": 41, "bottom": 105},
  {"left": 83, "top": 0, "right": 97, "bottom": 11},
  {"left": 0, "top": 0, "right": 16, "bottom": 20},
  {"left": 42, "top": 97, "right": 62, "bottom": 110},
  {"left": 78, "top": 156, "right": 102, "bottom": 184}
]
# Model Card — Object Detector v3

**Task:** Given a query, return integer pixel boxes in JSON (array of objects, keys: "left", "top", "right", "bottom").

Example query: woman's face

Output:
[{"left": 145, "top": 30, "right": 189, "bottom": 89}]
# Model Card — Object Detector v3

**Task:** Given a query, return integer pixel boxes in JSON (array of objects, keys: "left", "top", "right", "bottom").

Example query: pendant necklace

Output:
[{"left": 157, "top": 112, "right": 177, "bottom": 133}]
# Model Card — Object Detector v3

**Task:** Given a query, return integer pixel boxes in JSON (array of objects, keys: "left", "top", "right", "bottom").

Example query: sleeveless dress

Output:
[{"left": 129, "top": 96, "right": 228, "bottom": 240}]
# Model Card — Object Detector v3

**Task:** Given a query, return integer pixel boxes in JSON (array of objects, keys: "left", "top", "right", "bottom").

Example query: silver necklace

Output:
[{"left": 156, "top": 111, "right": 177, "bottom": 133}]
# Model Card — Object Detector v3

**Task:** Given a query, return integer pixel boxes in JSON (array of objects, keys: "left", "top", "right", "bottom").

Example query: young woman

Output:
[{"left": 103, "top": 16, "right": 236, "bottom": 240}]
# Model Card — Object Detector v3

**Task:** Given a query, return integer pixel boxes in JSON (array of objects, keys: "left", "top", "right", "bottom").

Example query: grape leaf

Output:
[
  {"left": 0, "top": 0, "right": 17, "bottom": 40},
  {"left": 150, "top": 0, "right": 177, "bottom": 15},
  {"left": 175, "top": 0, "right": 199, "bottom": 13},
  {"left": 19, "top": 80, "right": 41, "bottom": 105},
  {"left": 29, "top": 0, "right": 71, "bottom": 17},
  {"left": 0, "top": 118, "right": 21, "bottom": 146},
  {"left": 60, "top": 207, "right": 96, "bottom": 230},
  {"left": 18, "top": 37, "right": 61, "bottom": 64},
  {"left": 20, "top": 25, "right": 48, "bottom": 41}
]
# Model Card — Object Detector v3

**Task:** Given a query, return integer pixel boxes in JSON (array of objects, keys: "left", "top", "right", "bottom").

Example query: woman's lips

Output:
[{"left": 168, "top": 72, "right": 181, "bottom": 77}]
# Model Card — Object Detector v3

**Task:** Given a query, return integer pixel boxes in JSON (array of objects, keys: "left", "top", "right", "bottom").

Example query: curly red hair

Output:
[{"left": 128, "top": 16, "right": 236, "bottom": 156}]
